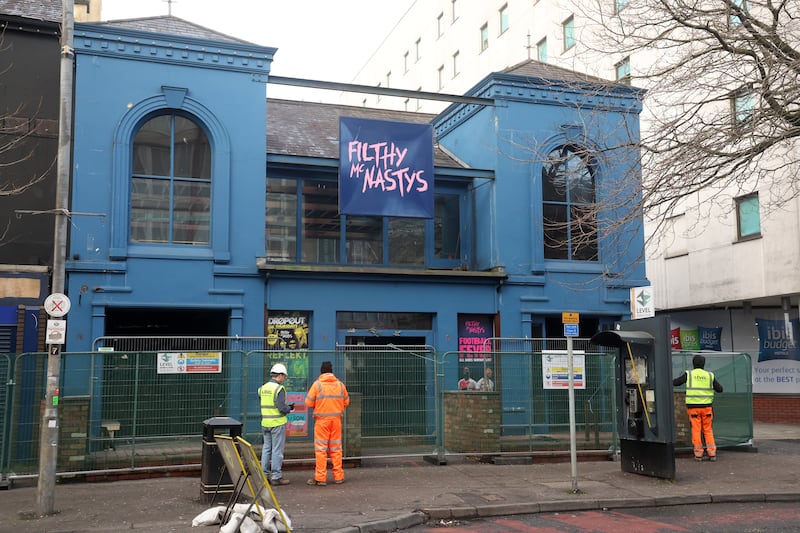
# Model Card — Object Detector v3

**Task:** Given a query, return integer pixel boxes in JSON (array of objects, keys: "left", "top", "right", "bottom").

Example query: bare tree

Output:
[{"left": 574, "top": 0, "right": 800, "bottom": 243}]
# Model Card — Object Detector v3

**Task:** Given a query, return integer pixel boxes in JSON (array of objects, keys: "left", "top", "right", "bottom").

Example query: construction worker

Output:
[
  {"left": 259, "top": 363, "right": 293, "bottom": 485},
  {"left": 673, "top": 354, "right": 723, "bottom": 461},
  {"left": 305, "top": 361, "right": 350, "bottom": 486}
]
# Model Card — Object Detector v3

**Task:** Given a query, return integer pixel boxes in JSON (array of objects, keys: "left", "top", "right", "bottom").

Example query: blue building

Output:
[{"left": 63, "top": 17, "right": 645, "bottom": 392}]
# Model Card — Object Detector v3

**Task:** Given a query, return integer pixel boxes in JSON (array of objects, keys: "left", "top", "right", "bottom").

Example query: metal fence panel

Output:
[
  {"left": 672, "top": 351, "right": 753, "bottom": 448},
  {"left": 340, "top": 345, "right": 436, "bottom": 456},
  {"left": 441, "top": 343, "right": 617, "bottom": 457},
  {"left": 0, "top": 339, "right": 756, "bottom": 478}
]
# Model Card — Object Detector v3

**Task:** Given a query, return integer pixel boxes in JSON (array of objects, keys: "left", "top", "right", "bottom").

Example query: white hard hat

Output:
[{"left": 270, "top": 363, "right": 288, "bottom": 375}]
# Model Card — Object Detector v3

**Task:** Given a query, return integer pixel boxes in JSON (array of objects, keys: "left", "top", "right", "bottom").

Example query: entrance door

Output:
[{"left": 342, "top": 335, "right": 431, "bottom": 440}]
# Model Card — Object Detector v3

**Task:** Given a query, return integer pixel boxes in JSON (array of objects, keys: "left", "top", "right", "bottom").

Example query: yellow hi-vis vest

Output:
[
  {"left": 685, "top": 368, "right": 715, "bottom": 406},
  {"left": 259, "top": 381, "right": 287, "bottom": 428}
]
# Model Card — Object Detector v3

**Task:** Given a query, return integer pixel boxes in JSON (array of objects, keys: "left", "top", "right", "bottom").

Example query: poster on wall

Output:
[
  {"left": 339, "top": 117, "right": 434, "bottom": 218},
  {"left": 756, "top": 318, "right": 800, "bottom": 362},
  {"left": 456, "top": 314, "right": 495, "bottom": 390},
  {"left": 265, "top": 311, "right": 311, "bottom": 437},
  {"left": 671, "top": 326, "right": 722, "bottom": 351},
  {"left": 754, "top": 318, "right": 800, "bottom": 394},
  {"left": 457, "top": 314, "right": 493, "bottom": 363}
]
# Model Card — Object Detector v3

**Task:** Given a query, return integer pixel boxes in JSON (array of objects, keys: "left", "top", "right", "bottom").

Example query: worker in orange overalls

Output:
[
  {"left": 673, "top": 354, "right": 724, "bottom": 461},
  {"left": 305, "top": 360, "right": 350, "bottom": 485}
]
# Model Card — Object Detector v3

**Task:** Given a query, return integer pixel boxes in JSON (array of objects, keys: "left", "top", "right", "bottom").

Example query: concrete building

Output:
[{"left": 350, "top": 0, "right": 800, "bottom": 415}]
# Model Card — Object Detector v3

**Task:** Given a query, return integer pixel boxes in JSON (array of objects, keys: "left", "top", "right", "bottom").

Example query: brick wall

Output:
[
  {"left": 58, "top": 396, "right": 90, "bottom": 471},
  {"left": 753, "top": 395, "right": 800, "bottom": 424},
  {"left": 443, "top": 391, "right": 500, "bottom": 453},
  {"left": 672, "top": 392, "right": 691, "bottom": 447}
]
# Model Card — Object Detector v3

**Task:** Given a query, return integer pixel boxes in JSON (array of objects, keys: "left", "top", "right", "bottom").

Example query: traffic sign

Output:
[
  {"left": 562, "top": 312, "right": 579, "bottom": 324},
  {"left": 564, "top": 323, "right": 579, "bottom": 337},
  {"left": 44, "top": 293, "right": 71, "bottom": 318}
]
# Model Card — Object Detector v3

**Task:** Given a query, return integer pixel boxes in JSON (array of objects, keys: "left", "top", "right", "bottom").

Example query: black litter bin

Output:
[{"left": 200, "top": 416, "right": 242, "bottom": 501}]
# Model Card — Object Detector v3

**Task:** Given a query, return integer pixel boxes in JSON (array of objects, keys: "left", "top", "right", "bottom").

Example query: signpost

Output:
[
  {"left": 38, "top": 294, "right": 70, "bottom": 514},
  {"left": 562, "top": 311, "right": 580, "bottom": 493}
]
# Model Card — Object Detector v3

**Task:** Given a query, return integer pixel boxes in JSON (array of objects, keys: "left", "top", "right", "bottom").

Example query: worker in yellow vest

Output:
[
  {"left": 673, "top": 354, "right": 724, "bottom": 461},
  {"left": 259, "top": 363, "right": 293, "bottom": 485}
]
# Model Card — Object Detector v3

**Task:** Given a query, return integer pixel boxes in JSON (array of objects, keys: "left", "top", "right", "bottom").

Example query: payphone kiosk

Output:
[{"left": 590, "top": 316, "right": 676, "bottom": 479}]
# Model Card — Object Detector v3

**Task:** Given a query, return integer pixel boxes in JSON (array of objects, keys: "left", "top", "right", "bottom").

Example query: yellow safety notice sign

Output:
[{"left": 562, "top": 312, "right": 580, "bottom": 324}]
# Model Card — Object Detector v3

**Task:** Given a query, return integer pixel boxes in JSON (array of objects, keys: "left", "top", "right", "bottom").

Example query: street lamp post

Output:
[{"left": 36, "top": 0, "right": 74, "bottom": 516}]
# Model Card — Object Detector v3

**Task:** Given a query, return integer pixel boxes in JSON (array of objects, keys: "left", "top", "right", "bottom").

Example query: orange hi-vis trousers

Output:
[
  {"left": 688, "top": 406, "right": 716, "bottom": 459},
  {"left": 313, "top": 416, "right": 344, "bottom": 483}
]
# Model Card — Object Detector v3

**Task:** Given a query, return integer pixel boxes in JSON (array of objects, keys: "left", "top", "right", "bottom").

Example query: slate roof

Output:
[
  {"left": 503, "top": 59, "right": 612, "bottom": 85},
  {"left": 94, "top": 16, "right": 252, "bottom": 44},
  {"left": 266, "top": 99, "right": 465, "bottom": 168},
  {"left": 0, "top": 0, "right": 60, "bottom": 23}
]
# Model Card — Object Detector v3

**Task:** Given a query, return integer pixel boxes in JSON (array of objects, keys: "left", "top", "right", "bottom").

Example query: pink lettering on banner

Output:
[
  {"left": 347, "top": 140, "right": 429, "bottom": 197},
  {"left": 458, "top": 337, "right": 489, "bottom": 352}
]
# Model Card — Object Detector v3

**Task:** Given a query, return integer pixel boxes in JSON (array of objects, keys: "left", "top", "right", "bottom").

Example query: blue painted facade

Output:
[
  {"left": 434, "top": 72, "right": 647, "bottom": 339},
  {"left": 67, "top": 25, "right": 274, "bottom": 355},
  {"left": 63, "top": 21, "right": 646, "bottom": 406}
]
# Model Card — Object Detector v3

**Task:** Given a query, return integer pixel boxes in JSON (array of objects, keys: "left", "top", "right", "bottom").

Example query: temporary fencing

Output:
[{"left": 0, "top": 339, "right": 754, "bottom": 480}]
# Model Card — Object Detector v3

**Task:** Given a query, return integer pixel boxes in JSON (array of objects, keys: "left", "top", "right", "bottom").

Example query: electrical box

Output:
[{"left": 590, "top": 315, "right": 676, "bottom": 479}]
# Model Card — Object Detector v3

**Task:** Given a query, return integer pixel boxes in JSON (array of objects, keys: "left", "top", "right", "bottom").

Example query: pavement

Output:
[{"left": 1, "top": 422, "right": 799, "bottom": 533}]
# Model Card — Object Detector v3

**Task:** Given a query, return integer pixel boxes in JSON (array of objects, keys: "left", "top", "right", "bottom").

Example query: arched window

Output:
[
  {"left": 541, "top": 145, "right": 597, "bottom": 261},
  {"left": 130, "top": 113, "right": 211, "bottom": 245}
]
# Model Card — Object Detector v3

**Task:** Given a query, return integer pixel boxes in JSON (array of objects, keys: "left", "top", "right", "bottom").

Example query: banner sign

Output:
[
  {"left": 157, "top": 352, "right": 222, "bottom": 374},
  {"left": 339, "top": 117, "right": 434, "bottom": 218},
  {"left": 671, "top": 327, "right": 682, "bottom": 350},
  {"left": 698, "top": 326, "right": 723, "bottom": 351},
  {"left": 630, "top": 286, "right": 655, "bottom": 319},
  {"left": 671, "top": 325, "right": 723, "bottom": 351},
  {"left": 756, "top": 318, "right": 800, "bottom": 362}
]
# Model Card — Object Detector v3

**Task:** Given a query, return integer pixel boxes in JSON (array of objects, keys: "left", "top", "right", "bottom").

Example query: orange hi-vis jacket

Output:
[{"left": 305, "top": 373, "right": 350, "bottom": 417}]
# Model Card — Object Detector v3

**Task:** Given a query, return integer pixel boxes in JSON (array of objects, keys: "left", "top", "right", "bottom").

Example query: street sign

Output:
[
  {"left": 46, "top": 319, "right": 67, "bottom": 345},
  {"left": 44, "top": 293, "right": 71, "bottom": 318},
  {"left": 562, "top": 312, "right": 579, "bottom": 324},
  {"left": 564, "top": 323, "right": 579, "bottom": 337}
]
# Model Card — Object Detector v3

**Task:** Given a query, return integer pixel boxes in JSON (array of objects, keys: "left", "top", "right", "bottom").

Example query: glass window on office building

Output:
[
  {"left": 537, "top": 38, "right": 547, "bottom": 62},
  {"left": 729, "top": 0, "right": 748, "bottom": 27},
  {"left": 452, "top": 50, "right": 460, "bottom": 78},
  {"left": 562, "top": 16, "right": 575, "bottom": 51},
  {"left": 736, "top": 193, "right": 761, "bottom": 240},
  {"left": 732, "top": 86, "right": 756, "bottom": 128},
  {"left": 480, "top": 23, "right": 489, "bottom": 52},
  {"left": 437, "top": 12, "right": 444, "bottom": 38},
  {"left": 615, "top": 57, "right": 631, "bottom": 85},
  {"left": 499, "top": 4, "right": 509, "bottom": 34}
]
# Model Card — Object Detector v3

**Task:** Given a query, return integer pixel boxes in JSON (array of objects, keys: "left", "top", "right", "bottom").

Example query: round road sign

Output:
[{"left": 44, "top": 293, "right": 71, "bottom": 317}]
